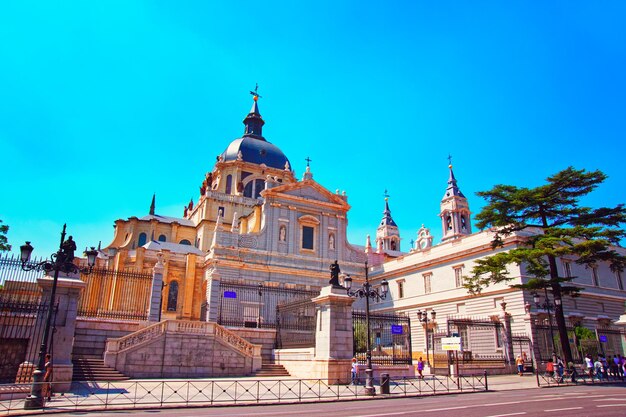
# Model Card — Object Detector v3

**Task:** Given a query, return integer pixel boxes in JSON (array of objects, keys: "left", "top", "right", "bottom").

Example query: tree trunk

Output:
[{"left": 548, "top": 254, "right": 573, "bottom": 364}]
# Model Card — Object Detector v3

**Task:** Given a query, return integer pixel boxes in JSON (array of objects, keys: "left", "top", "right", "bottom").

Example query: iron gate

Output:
[
  {"left": 275, "top": 298, "right": 317, "bottom": 349},
  {"left": 217, "top": 281, "right": 319, "bottom": 329},
  {"left": 352, "top": 311, "right": 412, "bottom": 365}
]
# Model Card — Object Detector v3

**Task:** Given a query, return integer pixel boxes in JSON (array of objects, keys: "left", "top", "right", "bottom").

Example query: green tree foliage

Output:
[
  {"left": 465, "top": 167, "right": 626, "bottom": 362},
  {"left": 0, "top": 220, "right": 10, "bottom": 252}
]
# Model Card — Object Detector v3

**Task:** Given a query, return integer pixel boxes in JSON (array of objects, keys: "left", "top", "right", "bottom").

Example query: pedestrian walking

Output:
[
  {"left": 351, "top": 358, "right": 358, "bottom": 385},
  {"left": 585, "top": 354, "right": 594, "bottom": 379},
  {"left": 556, "top": 357, "right": 564, "bottom": 381},
  {"left": 600, "top": 355, "right": 609, "bottom": 380},
  {"left": 516, "top": 355, "right": 524, "bottom": 376},
  {"left": 594, "top": 357, "right": 604, "bottom": 381},
  {"left": 417, "top": 357, "right": 425, "bottom": 379},
  {"left": 546, "top": 359, "right": 554, "bottom": 377},
  {"left": 42, "top": 354, "right": 53, "bottom": 402}
]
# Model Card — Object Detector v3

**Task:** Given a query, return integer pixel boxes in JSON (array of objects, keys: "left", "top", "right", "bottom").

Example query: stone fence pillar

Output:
[
  {"left": 35, "top": 272, "right": 85, "bottom": 392},
  {"left": 311, "top": 285, "right": 355, "bottom": 384}
]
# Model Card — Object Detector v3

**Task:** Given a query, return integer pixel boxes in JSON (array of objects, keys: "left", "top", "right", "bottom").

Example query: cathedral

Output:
[
  {"left": 103, "top": 90, "right": 368, "bottom": 324},
  {"left": 100, "top": 90, "right": 626, "bottom": 368}
]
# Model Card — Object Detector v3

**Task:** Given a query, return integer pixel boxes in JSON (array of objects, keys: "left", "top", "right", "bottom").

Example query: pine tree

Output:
[
  {"left": 0, "top": 220, "right": 10, "bottom": 252},
  {"left": 465, "top": 167, "right": 626, "bottom": 363}
]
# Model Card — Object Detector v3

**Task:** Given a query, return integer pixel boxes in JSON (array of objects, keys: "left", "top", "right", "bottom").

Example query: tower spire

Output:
[
  {"left": 149, "top": 193, "right": 156, "bottom": 215},
  {"left": 243, "top": 84, "right": 265, "bottom": 139},
  {"left": 443, "top": 161, "right": 465, "bottom": 199},
  {"left": 440, "top": 159, "right": 472, "bottom": 241},
  {"left": 376, "top": 191, "right": 400, "bottom": 251}
]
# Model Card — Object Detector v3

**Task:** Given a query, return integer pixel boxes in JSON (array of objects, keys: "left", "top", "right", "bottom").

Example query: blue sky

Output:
[{"left": 1, "top": 1, "right": 625, "bottom": 257}]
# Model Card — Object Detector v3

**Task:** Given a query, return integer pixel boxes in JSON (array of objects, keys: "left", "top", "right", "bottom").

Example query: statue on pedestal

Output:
[{"left": 329, "top": 260, "right": 341, "bottom": 288}]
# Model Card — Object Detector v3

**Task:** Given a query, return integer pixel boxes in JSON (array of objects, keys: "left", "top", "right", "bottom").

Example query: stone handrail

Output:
[
  {"left": 106, "top": 320, "right": 260, "bottom": 358},
  {"left": 214, "top": 323, "right": 260, "bottom": 358},
  {"left": 107, "top": 321, "right": 166, "bottom": 353}
]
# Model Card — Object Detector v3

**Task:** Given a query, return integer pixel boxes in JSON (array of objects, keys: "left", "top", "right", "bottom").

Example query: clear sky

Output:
[{"left": 1, "top": 1, "right": 625, "bottom": 258}]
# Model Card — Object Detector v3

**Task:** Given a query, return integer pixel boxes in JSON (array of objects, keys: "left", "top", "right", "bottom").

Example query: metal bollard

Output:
[{"left": 380, "top": 373, "right": 390, "bottom": 394}]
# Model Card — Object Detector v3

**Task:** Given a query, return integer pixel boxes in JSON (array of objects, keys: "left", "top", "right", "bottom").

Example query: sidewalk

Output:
[{"left": 0, "top": 373, "right": 578, "bottom": 416}]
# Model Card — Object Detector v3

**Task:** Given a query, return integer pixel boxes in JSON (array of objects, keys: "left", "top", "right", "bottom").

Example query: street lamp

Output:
[
  {"left": 416, "top": 309, "right": 437, "bottom": 368},
  {"left": 19, "top": 224, "right": 97, "bottom": 409},
  {"left": 257, "top": 282, "right": 263, "bottom": 328},
  {"left": 343, "top": 261, "right": 389, "bottom": 395},
  {"left": 531, "top": 288, "right": 561, "bottom": 363}
]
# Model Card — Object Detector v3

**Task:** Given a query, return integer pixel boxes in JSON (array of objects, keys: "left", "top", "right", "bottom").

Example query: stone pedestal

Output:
[
  {"left": 34, "top": 272, "right": 86, "bottom": 392},
  {"left": 311, "top": 285, "right": 355, "bottom": 384}
]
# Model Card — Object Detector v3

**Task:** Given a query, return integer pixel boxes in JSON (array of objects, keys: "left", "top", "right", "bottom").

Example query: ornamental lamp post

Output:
[
  {"left": 343, "top": 261, "right": 388, "bottom": 395},
  {"left": 20, "top": 224, "right": 97, "bottom": 409},
  {"left": 416, "top": 309, "right": 437, "bottom": 368},
  {"left": 531, "top": 288, "right": 561, "bottom": 364}
]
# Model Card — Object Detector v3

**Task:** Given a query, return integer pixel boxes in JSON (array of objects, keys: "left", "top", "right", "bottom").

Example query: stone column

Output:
[
  {"left": 501, "top": 311, "right": 514, "bottom": 366},
  {"left": 311, "top": 285, "right": 355, "bottom": 384},
  {"left": 38, "top": 272, "right": 86, "bottom": 392},
  {"left": 147, "top": 252, "right": 165, "bottom": 322},
  {"left": 204, "top": 267, "right": 221, "bottom": 322}
]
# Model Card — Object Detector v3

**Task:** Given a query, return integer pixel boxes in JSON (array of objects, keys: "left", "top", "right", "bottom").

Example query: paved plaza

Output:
[{"left": 0, "top": 373, "right": 578, "bottom": 416}]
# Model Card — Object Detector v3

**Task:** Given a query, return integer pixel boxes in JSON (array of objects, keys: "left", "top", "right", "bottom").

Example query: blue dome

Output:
[{"left": 221, "top": 137, "right": 291, "bottom": 170}]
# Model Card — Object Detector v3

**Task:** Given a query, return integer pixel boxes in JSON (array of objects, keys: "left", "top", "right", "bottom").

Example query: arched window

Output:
[
  {"left": 243, "top": 178, "right": 266, "bottom": 198},
  {"left": 390, "top": 240, "right": 397, "bottom": 251},
  {"left": 158, "top": 234, "right": 167, "bottom": 242},
  {"left": 225, "top": 175, "right": 232, "bottom": 195},
  {"left": 243, "top": 181, "right": 253, "bottom": 198},
  {"left": 179, "top": 239, "right": 192, "bottom": 245},
  {"left": 254, "top": 179, "right": 264, "bottom": 198},
  {"left": 138, "top": 232, "right": 147, "bottom": 247},
  {"left": 167, "top": 281, "right": 179, "bottom": 312}
]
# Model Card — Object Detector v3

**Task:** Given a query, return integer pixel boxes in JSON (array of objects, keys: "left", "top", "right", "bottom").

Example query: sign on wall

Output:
[
  {"left": 391, "top": 325, "right": 403, "bottom": 335},
  {"left": 441, "top": 336, "right": 462, "bottom": 351}
]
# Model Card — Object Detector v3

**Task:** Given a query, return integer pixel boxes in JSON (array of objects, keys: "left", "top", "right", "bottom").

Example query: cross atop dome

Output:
[
  {"left": 243, "top": 84, "right": 265, "bottom": 138},
  {"left": 250, "top": 83, "right": 262, "bottom": 102}
]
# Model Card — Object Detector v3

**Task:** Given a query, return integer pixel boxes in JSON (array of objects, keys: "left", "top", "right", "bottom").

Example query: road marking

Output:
[
  {"left": 544, "top": 407, "right": 583, "bottom": 412},
  {"left": 353, "top": 413, "right": 409, "bottom": 417},
  {"left": 593, "top": 398, "right": 626, "bottom": 401},
  {"left": 483, "top": 413, "right": 526, "bottom": 417},
  {"left": 483, "top": 401, "right": 523, "bottom": 406},
  {"left": 597, "top": 404, "right": 626, "bottom": 408},
  {"left": 237, "top": 411, "right": 326, "bottom": 416},
  {"left": 422, "top": 406, "right": 469, "bottom": 412}
]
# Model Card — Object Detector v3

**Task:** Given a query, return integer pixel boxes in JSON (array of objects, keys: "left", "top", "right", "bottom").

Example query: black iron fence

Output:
[
  {"left": 77, "top": 267, "right": 153, "bottom": 321},
  {"left": 353, "top": 311, "right": 412, "bottom": 365},
  {"left": 0, "top": 300, "right": 57, "bottom": 383},
  {"left": 217, "top": 281, "right": 319, "bottom": 329},
  {"left": 0, "top": 374, "right": 488, "bottom": 412},
  {"left": 0, "top": 254, "right": 45, "bottom": 304},
  {"left": 275, "top": 298, "right": 316, "bottom": 349},
  {"left": 536, "top": 365, "right": 626, "bottom": 387}
]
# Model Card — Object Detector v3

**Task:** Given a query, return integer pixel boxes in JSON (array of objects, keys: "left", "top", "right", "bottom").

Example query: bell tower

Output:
[
  {"left": 440, "top": 160, "right": 472, "bottom": 242},
  {"left": 376, "top": 192, "right": 401, "bottom": 251}
]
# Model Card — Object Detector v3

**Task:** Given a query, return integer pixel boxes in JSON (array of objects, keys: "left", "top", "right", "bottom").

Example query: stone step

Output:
[
  {"left": 251, "top": 363, "right": 290, "bottom": 377},
  {"left": 72, "top": 357, "right": 130, "bottom": 382}
]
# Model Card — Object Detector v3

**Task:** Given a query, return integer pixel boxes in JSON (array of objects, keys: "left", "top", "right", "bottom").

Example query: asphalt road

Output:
[{"left": 46, "top": 385, "right": 626, "bottom": 417}]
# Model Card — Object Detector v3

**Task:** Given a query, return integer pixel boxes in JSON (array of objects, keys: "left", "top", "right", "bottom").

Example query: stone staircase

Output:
[
  {"left": 72, "top": 356, "right": 129, "bottom": 381},
  {"left": 251, "top": 363, "right": 290, "bottom": 377}
]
